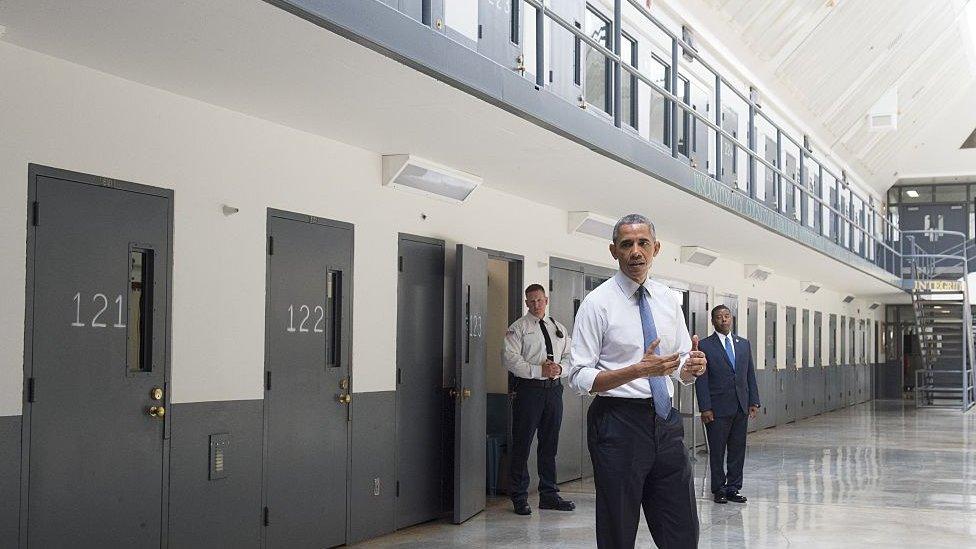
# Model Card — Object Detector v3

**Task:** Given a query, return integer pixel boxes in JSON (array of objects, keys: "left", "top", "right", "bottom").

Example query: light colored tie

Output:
[
  {"left": 638, "top": 287, "right": 672, "bottom": 419},
  {"left": 724, "top": 336, "right": 736, "bottom": 373}
]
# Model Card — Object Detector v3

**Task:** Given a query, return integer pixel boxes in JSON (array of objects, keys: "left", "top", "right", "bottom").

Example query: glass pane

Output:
[
  {"left": 584, "top": 8, "right": 609, "bottom": 113},
  {"left": 935, "top": 184, "right": 967, "bottom": 203},
  {"left": 621, "top": 36, "right": 636, "bottom": 128},
  {"left": 327, "top": 270, "right": 343, "bottom": 367},
  {"left": 127, "top": 249, "right": 154, "bottom": 373},
  {"left": 647, "top": 57, "right": 668, "bottom": 146},
  {"left": 900, "top": 186, "right": 933, "bottom": 203},
  {"left": 888, "top": 188, "right": 899, "bottom": 205}
]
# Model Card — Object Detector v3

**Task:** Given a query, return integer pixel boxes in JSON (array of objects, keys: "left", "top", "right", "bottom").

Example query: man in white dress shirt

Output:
[
  {"left": 570, "top": 213, "right": 707, "bottom": 549},
  {"left": 502, "top": 284, "right": 576, "bottom": 515}
]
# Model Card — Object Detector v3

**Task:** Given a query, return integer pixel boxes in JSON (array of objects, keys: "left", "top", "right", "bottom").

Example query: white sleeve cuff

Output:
[{"left": 570, "top": 366, "right": 599, "bottom": 395}]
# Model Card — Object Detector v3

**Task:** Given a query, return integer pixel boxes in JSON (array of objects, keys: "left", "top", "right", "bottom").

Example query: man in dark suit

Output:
[{"left": 695, "top": 304, "right": 760, "bottom": 504}]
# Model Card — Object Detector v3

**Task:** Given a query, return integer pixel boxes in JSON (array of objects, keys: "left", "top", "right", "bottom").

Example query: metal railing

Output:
[
  {"left": 517, "top": 0, "right": 900, "bottom": 273},
  {"left": 901, "top": 230, "right": 976, "bottom": 411}
]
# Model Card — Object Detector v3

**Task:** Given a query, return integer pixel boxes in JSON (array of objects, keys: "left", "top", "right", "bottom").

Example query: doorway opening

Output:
[{"left": 481, "top": 250, "right": 523, "bottom": 503}]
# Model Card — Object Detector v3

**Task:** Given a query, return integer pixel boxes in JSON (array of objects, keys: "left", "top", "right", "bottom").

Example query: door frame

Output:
[
  {"left": 20, "top": 163, "right": 175, "bottom": 548},
  {"left": 262, "top": 208, "right": 355, "bottom": 546}
]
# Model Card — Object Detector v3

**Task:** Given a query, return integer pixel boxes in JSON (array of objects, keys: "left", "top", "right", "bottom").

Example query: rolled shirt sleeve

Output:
[
  {"left": 569, "top": 299, "right": 605, "bottom": 395},
  {"left": 671, "top": 299, "right": 695, "bottom": 387},
  {"left": 502, "top": 321, "right": 542, "bottom": 379}
]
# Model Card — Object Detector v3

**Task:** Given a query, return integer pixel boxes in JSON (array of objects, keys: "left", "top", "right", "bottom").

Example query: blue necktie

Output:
[
  {"left": 724, "top": 336, "right": 735, "bottom": 373},
  {"left": 638, "top": 287, "right": 672, "bottom": 419}
]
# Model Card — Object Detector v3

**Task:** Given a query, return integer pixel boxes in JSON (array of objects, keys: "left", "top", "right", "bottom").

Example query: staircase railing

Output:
[{"left": 900, "top": 230, "right": 976, "bottom": 411}]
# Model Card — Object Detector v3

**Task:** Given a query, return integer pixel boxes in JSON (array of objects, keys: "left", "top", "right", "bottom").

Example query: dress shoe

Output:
[
  {"left": 713, "top": 492, "right": 728, "bottom": 504},
  {"left": 725, "top": 491, "right": 747, "bottom": 503},
  {"left": 513, "top": 500, "right": 532, "bottom": 515},
  {"left": 539, "top": 497, "right": 576, "bottom": 511}
]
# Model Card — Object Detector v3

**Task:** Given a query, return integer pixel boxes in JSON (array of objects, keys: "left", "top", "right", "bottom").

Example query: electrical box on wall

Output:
[{"left": 209, "top": 433, "right": 230, "bottom": 481}]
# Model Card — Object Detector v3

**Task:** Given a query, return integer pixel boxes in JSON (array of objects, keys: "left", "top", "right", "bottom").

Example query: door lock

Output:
[
  {"left": 148, "top": 406, "right": 166, "bottom": 418},
  {"left": 150, "top": 387, "right": 164, "bottom": 401},
  {"left": 337, "top": 393, "right": 352, "bottom": 405},
  {"left": 450, "top": 387, "right": 472, "bottom": 400}
]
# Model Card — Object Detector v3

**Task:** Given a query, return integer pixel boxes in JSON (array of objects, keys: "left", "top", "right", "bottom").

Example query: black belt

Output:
[
  {"left": 515, "top": 378, "right": 562, "bottom": 388},
  {"left": 595, "top": 395, "right": 654, "bottom": 405}
]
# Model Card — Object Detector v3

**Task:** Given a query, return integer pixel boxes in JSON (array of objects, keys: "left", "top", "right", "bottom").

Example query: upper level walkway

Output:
[{"left": 273, "top": 0, "right": 903, "bottom": 287}]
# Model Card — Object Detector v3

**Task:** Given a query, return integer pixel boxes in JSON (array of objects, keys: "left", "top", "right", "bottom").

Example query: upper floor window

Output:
[{"left": 584, "top": 5, "right": 611, "bottom": 114}]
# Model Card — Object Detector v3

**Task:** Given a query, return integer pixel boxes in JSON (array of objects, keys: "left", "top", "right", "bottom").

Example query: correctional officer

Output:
[
  {"left": 570, "top": 213, "right": 706, "bottom": 549},
  {"left": 502, "top": 283, "right": 576, "bottom": 516}
]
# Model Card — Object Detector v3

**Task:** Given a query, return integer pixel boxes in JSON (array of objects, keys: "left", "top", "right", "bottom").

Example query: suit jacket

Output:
[{"left": 695, "top": 332, "right": 760, "bottom": 417}]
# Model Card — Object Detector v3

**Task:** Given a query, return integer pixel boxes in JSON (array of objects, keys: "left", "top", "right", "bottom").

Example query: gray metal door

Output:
[
  {"left": 548, "top": 0, "right": 583, "bottom": 104},
  {"left": 720, "top": 108, "right": 737, "bottom": 186},
  {"left": 479, "top": 0, "right": 520, "bottom": 68},
  {"left": 783, "top": 152, "right": 798, "bottom": 220},
  {"left": 784, "top": 307, "right": 797, "bottom": 423},
  {"left": 764, "top": 302, "right": 778, "bottom": 424},
  {"left": 801, "top": 309, "right": 810, "bottom": 417},
  {"left": 689, "top": 85, "right": 709, "bottom": 172},
  {"left": 814, "top": 311, "right": 823, "bottom": 413},
  {"left": 898, "top": 203, "right": 968, "bottom": 255},
  {"left": 684, "top": 290, "right": 708, "bottom": 447},
  {"left": 24, "top": 169, "right": 170, "bottom": 547},
  {"left": 764, "top": 137, "right": 778, "bottom": 209},
  {"left": 747, "top": 299, "right": 758, "bottom": 365},
  {"left": 396, "top": 236, "right": 445, "bottom": 528},
  {"left": 453, "top": 245, "right": 488, "bottom": 524},
  {"left": 550, "top": 266, "right": 582, "bottom": 483},
  {"left": 265, "top": 213, "right": 352, "bottom": 548}
]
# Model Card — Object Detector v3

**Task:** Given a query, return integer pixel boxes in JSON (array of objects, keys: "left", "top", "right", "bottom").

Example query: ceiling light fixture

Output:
[
  {"left": 906, "top": 189, "right": 920, "bottom": 198},
  {"left": 680, "top": 246, "right": 720, "bottom": 267},
  {"left": 568, "top": 211, "right": 616, "bottom": 241},
  {"left": 382, "top": 155, "right": 481, "bottom": 204}
]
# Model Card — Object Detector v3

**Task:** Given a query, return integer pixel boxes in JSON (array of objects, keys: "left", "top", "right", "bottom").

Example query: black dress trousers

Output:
[
  {"left": 509, "top": 382, "right": 563, "bottom": 503},
  {"left": 704, "top": 409, "right": 748, "bottom": 494},
  {"left": 587, "top": 396, "right": 699, "bottom": 549}
]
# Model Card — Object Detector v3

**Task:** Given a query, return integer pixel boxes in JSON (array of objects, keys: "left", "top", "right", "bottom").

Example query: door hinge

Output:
[
  {"left": 31, "top": 201, "right": 39, "bottom": 226},
  {"left": 263, "top": 506, "right": 269, "bottom": 526},
  {"left": 397, "top": 368, "right": 402, "bottom": 385},
  {"left": 478, "top": 24, "right": 483, "bottom": 39},
  {"left": 265, "top": 371, "right": 271, "bottom": 391},
  {"left": 26, "top": 377, "right": 35, "bottom": 403},
  {"left": 396, "top": 481, "right": 400, "bottom": 497},
  {"left": 267, "top": 235, "right": 274, "bottom": 256},
  {"left": 398, "top": 256, "right": 403, "bottom": 272},
  {"left": 549, "top": 279, "right": 553, "bottom": 292}
]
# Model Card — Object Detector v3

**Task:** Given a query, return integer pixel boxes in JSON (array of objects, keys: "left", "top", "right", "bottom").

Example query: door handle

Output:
[
  {"left": 337, "top": 393, "right": 352, "bottom": 405},
  {"left": 147, "top": 406, "right": 165, "bottom": 418},
  {"left": 449, "top": 387, "right": 472, "bottom": 401}
]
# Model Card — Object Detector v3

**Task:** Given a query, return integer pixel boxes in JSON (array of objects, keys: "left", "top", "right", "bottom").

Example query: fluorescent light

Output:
[
  {"left": 382, "top": 155, "right": 481, "bottom": 203},
  {"left": 568, "top": 211, "right": 616, "bottom": 241},
  {"left": 906, "top": 189, "right": 920, "bottom": 198},
  {"left": 680, "top": 246, "right": 720, "bottom": 267}
]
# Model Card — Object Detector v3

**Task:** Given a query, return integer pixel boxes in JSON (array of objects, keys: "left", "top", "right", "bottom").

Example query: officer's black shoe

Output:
[
  {"left": 713, "top": 492, "right": 728, "bottom": 504},
  {"left": 726, "top": 491, "right": 747, "bottom": 503},
  {"left": 513, "top": 500, "right": 532, "bottom": 515},
  {"left": 539, "top": 497, "right": 575, "bottom": 511}
]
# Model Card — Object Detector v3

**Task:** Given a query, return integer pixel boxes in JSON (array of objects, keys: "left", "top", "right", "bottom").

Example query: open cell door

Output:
[{"left": 452, "top": 244, "right": 488, "bottom": 524}]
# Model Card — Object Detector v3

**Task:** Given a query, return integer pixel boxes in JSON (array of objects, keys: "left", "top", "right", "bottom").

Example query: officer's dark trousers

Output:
[
  {"left": 705, "top": 409, "right": 748, "bottom": 495},
  {"left": 509, "top": 382, "right": 562, "bottom": 503},
  {"left": 587, "top": 396, "right": 699, "bottom": 549}
]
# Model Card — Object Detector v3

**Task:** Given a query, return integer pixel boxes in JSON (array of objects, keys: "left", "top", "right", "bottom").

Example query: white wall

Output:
[{"left": 0, "top": 42, "right": 884, "bottom": 416}]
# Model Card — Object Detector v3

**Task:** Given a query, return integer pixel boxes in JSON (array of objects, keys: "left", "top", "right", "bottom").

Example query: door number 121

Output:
[{"left": 72, "top": 292, "right": 126, "bottom": 328}]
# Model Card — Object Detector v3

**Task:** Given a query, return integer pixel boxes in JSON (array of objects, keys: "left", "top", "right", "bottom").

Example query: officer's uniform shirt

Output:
[
  {"left": 502, "top": 313, "right": 572, "bottom": 379},
  {"left": 569, "top": 271, "right": 694, "bottom": 398}
]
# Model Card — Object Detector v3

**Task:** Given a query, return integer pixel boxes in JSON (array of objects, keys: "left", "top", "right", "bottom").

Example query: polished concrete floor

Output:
[{"left": 357, "top": 401, "right": 976, "bottom": 548}]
